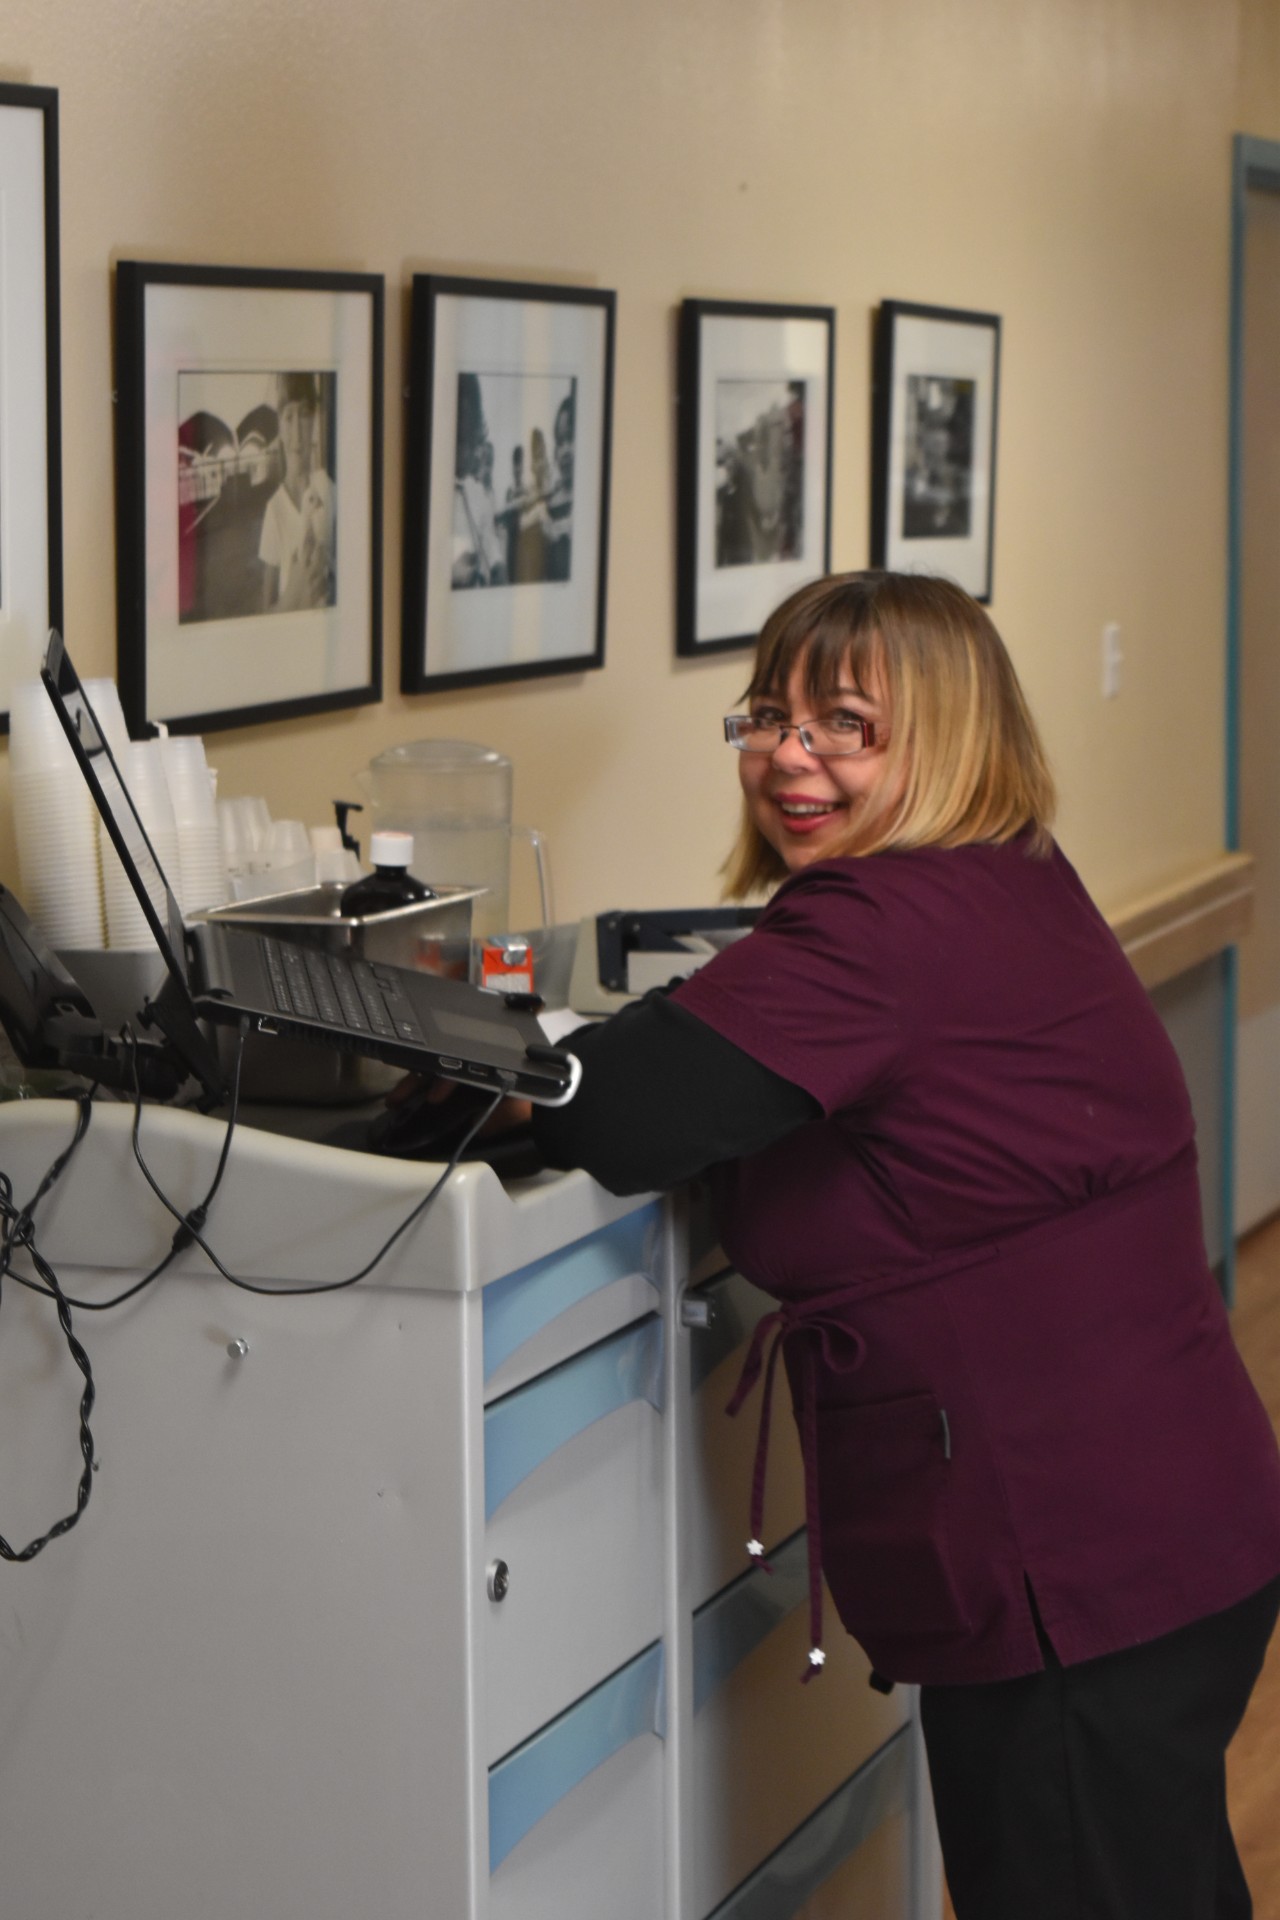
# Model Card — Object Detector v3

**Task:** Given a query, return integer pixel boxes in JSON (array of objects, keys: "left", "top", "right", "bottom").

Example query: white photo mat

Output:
[
  {"left": 693, "top": 310, "right": 831, "bottom": 649},
  {"left": 135, "top": 277, "right": 377, "bottom": 727},
  {"left": 881, "top": 309, "right": 998, "bottom": 598},
  {"left": 420, "top": 288, "right": 610, "bottom": 683},
  {"left": 0, "top": 91, "right": 56, "bottom": 723}
]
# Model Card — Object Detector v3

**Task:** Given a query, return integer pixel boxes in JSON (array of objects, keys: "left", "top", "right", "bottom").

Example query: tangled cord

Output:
[
  {"left": 0, "top": 1020, "right": 500, "bottom": 1557},
  {"left": 0, "top": 1093, "right": 98, "bottom": 1561},
  {"left": 126, "top": 1036, "right": 502, "bottom": 1298}
]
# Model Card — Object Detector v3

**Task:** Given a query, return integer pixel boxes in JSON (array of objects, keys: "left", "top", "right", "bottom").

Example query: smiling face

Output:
[
  {"left": 279, "top": 398, "right": 316, "bottom": 485},
  {"left": 736, "top": 652, "right": 892, "bottom": 874}
]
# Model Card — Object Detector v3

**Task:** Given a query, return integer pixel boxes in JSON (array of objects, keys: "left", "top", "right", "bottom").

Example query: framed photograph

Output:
[
  {"left": 0, "top": 84, "right": 61, "bottom": 732},
  {"left": 402, "top": 275, "right": 616, "bottom": 695},
  {"left": 676, "top": 298, "right": 834, "bottom": 657},
  {"left": 115, "top": 262, "right": 384, "bottom": 734},
  {"left": 871, "top": 299, "right": 1001, "bottom": 603}
]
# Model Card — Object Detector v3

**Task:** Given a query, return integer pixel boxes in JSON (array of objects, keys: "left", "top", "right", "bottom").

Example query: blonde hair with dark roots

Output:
[{"left": 722, "top": 571, "right": 1057, "bottom": 899}]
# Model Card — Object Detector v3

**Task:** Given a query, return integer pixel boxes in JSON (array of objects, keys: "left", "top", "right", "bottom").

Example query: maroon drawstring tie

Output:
[{"left": 725, "top": 1303, "right": 867, "bottom": 1682}]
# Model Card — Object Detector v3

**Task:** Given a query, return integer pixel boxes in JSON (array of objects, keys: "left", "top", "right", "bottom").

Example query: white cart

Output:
[{"left": 0, "top": 1100, "right": 942, "bottom": 1919}]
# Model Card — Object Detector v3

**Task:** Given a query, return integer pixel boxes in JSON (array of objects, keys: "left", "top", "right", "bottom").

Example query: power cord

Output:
[
  {"left": 126, "top": 1042, "right": 503, "bottom": 1296},
  {"left": 0, "top": 1093, "right": 98, "bottom": 1561},
  {"left": 0, "top": 1020, "right": 502, "bottom": 1556},
  {"left": 5, "top": 1021, "right": 248, "bottom": 1316}
]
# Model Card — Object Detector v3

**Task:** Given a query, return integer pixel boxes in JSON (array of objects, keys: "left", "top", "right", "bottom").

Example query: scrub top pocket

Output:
[{"left": 815, "top": 1389, "right": 970, "bottom": 1641}]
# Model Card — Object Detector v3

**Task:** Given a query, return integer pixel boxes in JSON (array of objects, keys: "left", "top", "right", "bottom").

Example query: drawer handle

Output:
[
  {"left": 692, "top": 1528, "right": 809, "bottom": 1712},
  {"left": 484, "top": 1315, "right": 664, "bottom": 1520},
  {"left": 488, "top": 1640, "right": 665, "bottom": 1871},
  {"left": 483, "top": 1203, "right": 662, "bottom": 1382},
  {"left": 688, "top": 1270, "right": 771, "bottom": 1393},
  {"left": 679, "top": 1292, "right": 716, "bottom": 1330}
]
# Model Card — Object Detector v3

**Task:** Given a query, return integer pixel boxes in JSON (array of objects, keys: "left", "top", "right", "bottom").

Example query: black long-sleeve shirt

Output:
[{"left": 530, "top": 990, "right": 819, "bottom": 1195}]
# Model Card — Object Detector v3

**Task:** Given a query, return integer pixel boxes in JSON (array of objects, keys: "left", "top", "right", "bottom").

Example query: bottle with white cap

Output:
[{"left": 339, "top": 831, "right": 436, "bottom": 917}]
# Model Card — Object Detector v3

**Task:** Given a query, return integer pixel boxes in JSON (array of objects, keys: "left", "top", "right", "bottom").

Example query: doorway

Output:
[{"left": 1229, "top": 135, "right": 1280, "bottom": 1240}]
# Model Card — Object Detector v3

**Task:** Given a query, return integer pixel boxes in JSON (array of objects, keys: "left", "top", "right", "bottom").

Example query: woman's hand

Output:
[{"left": 386, "top": 1073, "right": 532, "bottom": 1137}]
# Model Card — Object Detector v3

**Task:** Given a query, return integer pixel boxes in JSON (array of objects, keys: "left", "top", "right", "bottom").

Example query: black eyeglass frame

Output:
[{"left": 722, "top": 713, "right": 882, "bottom": 757}]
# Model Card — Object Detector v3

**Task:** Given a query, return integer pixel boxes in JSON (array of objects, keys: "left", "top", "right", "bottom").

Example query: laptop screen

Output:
[{"left": 40, "top": 631, "right": 191, "bottom": 989}]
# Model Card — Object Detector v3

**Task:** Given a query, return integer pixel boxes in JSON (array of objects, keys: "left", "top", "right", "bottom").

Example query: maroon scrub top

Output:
[{"left": 674, "top": 839, "right": 1280, "bottom": 1685}]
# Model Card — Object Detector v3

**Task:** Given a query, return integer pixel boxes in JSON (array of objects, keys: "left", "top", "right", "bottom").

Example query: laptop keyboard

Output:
[{"left": 260, "top": 937, "right": 427, "bottom": 1044}]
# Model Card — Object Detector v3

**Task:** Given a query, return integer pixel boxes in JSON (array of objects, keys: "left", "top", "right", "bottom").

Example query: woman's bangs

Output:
[
  {"left": 803, "top": 612, "right": 880, "bottom": 704},
  {"left": 746, "top": 589, "right": 880, "bottom": 704}
]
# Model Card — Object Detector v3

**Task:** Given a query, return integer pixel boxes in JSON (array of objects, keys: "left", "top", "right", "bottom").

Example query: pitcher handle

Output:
[{"left": 512, "top": 825, "right": 554, "bottom": 932}]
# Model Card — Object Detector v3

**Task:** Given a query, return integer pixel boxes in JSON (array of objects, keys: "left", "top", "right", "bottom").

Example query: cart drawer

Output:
[
  {"left": 489, "top": 1641, "right": 665, "bottom": 1920},
  {"left": 688, "top": 1530, "right": 906, "bottom": 1918},
  {"left": 485, "top": 1316, "right": 665, "bottom": 1759},
  {"left": 483, "top": 1201, "right": 662, "bottom": 1401}
]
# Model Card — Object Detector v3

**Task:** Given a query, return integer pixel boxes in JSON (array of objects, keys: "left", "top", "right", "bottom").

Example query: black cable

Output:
[
  {"left": 126, "top": 1062, "right": 502, "bottom": 1296},
  {"left": 0, "top": 1026, "right": 245, "bottom": 1562},
  {"left": 0, "top": 1096, "right": 98, "bottom": 1561},
  {"left": 0, "top": 1027, "right": 497, "bottom": 1560},
  {"left": 121, "top": 1016, "right": 247, "bottom": 1268},
  {"left": 4, "top": 1022, "right": 248, "bottom": 1314}
]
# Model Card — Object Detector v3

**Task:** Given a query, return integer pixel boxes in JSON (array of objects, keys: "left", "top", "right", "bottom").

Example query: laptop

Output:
[{"left": 40, "top": 633, "right": 581, "bottom": 1109}]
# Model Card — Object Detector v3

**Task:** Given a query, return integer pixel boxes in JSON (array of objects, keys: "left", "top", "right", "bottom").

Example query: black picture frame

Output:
[
  {"left": 114, "top": 261, "right": 384, "bottom": 735},
  {"left": 871, "top": 299, "right": 1001, "bottom": 604},
  {"left": 676, "top": 298, "right": 834, "bottom": 657},
  {"left": 401, "top": 274, "right": 615, "bottom": 695},
  {"left": 0, "top": 83, "right": 62, "bottom": 733}
]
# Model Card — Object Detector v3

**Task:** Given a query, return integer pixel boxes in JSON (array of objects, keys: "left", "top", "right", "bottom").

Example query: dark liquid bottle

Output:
[{"left": 340, "top": 831, "right": 436, "bottom": 916}]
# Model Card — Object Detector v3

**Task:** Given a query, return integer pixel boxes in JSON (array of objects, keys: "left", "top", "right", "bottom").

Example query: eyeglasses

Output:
[{"left": 722, "top": 711, "right": 883, "bottom": 757}]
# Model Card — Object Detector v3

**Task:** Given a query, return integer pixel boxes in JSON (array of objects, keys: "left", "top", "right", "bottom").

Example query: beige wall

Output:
[{"left": 3, "top": 0, "right": 1279, "bottom": 927}]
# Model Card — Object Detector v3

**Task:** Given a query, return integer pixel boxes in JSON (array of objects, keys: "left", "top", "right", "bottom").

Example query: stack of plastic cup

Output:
[
  {"left": 161, "top": 735, "right": 227, "bottom": 912},
  {"left": 261, "top": 819, "right": 316, "bottom": 894},
  {"left": 98, "top": 740, "right": 181, "bottom": 950},
  {"left": 218, "top": 795, "right": 281, "bottom": 900},
  {"left": 311, "top": 825, "right": 360, "bottom": 884},
  {"left": 9, "top": 679, "right": 105, "bottom": 950}
]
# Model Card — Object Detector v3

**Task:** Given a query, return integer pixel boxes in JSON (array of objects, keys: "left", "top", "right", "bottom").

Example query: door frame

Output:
[{"left": 1225, "top": 135, "right": 1280, "bottom": 1300}]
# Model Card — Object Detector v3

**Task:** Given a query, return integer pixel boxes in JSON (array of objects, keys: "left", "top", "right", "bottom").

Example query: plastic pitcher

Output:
[{"left": 356, "top": 740, "right": 550, "bottom": 944}]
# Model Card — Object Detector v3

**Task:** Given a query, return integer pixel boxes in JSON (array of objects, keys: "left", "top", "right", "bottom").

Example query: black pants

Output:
[{"left": 920, "top": 1576, "right": 1280, "bottom": 1920}]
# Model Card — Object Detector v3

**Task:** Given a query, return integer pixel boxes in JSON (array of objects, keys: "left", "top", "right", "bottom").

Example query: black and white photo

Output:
[
  {"left": 178, "top": 369, "right": 337, "bottom": 624},
  {"left": 0, "top": 84, "right": 61, "bottom": 730},
  {"left": 714, "top": 377, "right": 806, "bottom": 569},
  {"left": 678, "top": 299, "right": 834, "bottom": 656},
  {"left": 902, "top": 374, "right": 974, "bottom": 539},
  {"left": 403, "top": 275, "right": 614, "bottom": 693},
  {"left": 871, "top": 300, "right": 1000, "bottom": 602},
  {"left": 450, "top": 370, "right": 576, "bottom": 591},
  {"left": 115, "top": 263, "right": 382, "bottom": 733}
]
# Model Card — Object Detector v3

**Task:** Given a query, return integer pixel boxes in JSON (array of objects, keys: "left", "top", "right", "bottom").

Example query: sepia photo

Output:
[
  {"left": 713, "top": 377, "right": 806, "bottom": 570},
  {"left": 178, "top": 368, "right": 338, "bottom": 624},
  {"left": 451, "top": 369, "right": 576, "bottom": 591}
]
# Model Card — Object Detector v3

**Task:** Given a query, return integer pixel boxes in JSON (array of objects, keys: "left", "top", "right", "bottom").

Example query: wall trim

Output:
[{"left": 1105, "top": 851, "right": 1255, "bottom": 990}]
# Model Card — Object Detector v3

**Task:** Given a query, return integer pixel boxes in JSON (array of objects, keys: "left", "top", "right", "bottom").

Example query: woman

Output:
[
  {"left": 259, "top": 372, "right": 336, "bottom": 613},
  {"left": 530, "top": 571, "right": 1280, "bottom": 1919},
  {"left": 514, "top": 427, "right": 555, "bottom": 582}
]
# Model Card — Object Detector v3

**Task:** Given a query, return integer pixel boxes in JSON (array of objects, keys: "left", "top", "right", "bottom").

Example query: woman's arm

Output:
[{"left": 530, "top": 991, "right": 819, "bottom": 1195}]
